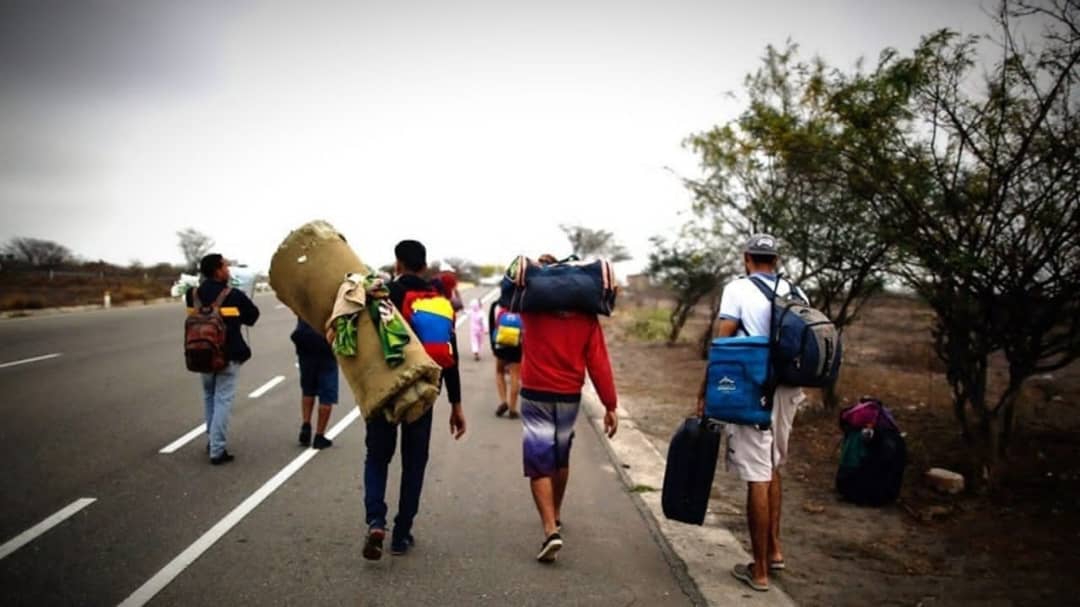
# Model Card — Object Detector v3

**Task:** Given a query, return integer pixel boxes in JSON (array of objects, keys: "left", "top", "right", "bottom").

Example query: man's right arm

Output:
[
  {"left": 715, "top": 318, "right": 739, "bottom": 338},
  {"left": 697, "top": 283, "right": 740, "bottom": 414}
]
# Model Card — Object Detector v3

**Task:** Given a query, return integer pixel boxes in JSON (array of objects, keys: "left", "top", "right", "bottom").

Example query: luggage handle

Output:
[{"left": 701, "top": 417, "right": 724, "bottom": 433}]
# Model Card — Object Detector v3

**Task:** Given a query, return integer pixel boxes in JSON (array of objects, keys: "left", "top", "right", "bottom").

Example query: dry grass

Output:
[{"left": 0, "top": 273, "right": 171, "bottom": 310}]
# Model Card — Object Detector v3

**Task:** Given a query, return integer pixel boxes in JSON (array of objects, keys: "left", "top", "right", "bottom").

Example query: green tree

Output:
[
  {"left": 647, "top": 221, "right": 738, "bottom": 345},
  {"left": 686, "top": 43, "right": 892, "bottom": 405},
  {"left": 476, "top": 263, "right": 503, "bottom": 278},
  {"left": 832, "top": 0, "right": 1080, "bottom": 482},
  {"left": 441, "top": 257, "right": 480, "bottom": 282},
  {"left": 559, "top": 224, "right": 632, "bottom": 262},
  {"left": 177, "top": 228, "right": 214, "bottom": 273},
  {"left": 2, "top": 237, "right": 74, "bottom": 268}
]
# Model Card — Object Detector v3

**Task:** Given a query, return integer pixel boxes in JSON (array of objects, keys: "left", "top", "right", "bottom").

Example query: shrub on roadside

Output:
[{"left": 625, "top": 308, "right": 671, "bottom": 343}]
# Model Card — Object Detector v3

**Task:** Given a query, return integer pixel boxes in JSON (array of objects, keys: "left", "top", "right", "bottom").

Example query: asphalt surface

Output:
[{"left": 0, "top": 288, "right": 698, "bottom": 606}]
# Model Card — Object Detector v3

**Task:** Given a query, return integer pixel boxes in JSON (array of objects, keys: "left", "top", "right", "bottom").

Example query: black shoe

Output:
[
  {"left": 508, "top": 410, "right": 520, "bottom": 420},
  {"left": 495, "top": 402, "right": 509, "bottom": 417},
  {"left": 537, "top": 532, "right": 563, "bottom": 563},
  {"left": 298, "top": 423, "right": 312, "bottom": 447},
  {"left": 390, "top": 533, "right": 415, "bottom": 556},
  {"left": 362, "top": 527, "right": 385, "bottom": 561},
  {"left": 210, "top": 450, "right": 235, "bottom": 465},
  {"left": 312, "top": 434, "right": 333, "bottom": 449}
]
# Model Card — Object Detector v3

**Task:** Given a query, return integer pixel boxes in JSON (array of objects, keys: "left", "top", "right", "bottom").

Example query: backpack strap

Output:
[
  {"left": 748, "top": 275, "right": 783, "bottom": 302},
  {"left": 746, "top": 275, "right": 782, "bottom": 413},
  {"left": 751, "top": 275, "right": 811, "bottom": 306},
  {"left": 210, "top": 287, "right": 232, "bottom": 311}
]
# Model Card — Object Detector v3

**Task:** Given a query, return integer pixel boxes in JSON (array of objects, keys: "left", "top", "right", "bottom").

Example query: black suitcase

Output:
[{"left": 662, "top": 417, "right": 722, "bottom": 525}]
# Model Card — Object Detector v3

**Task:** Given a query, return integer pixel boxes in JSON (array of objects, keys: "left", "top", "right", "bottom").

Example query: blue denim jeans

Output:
[
  {"left": 201, "top": 362, "right": 239, "bottom": 458},
  {"left": 364, "top": 408, "right": 433, "bottom": 538}
]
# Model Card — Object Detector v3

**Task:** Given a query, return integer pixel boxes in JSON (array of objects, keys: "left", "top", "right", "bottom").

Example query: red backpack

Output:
[
  {"left": 184, "top": 287, "right": 232, "bottom": 373},
  {"left": 399, "top": 288, "right": 456, "bottom": 368}
]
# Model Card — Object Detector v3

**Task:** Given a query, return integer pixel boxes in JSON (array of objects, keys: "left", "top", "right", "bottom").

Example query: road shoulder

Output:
[{"left": 582, "top": 384, "right": 796, "bottom": 607}]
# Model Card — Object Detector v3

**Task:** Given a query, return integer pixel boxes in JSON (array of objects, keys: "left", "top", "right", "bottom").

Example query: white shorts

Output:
[{"left": 725, "top": 385, "right": 806, "bottom": 483}]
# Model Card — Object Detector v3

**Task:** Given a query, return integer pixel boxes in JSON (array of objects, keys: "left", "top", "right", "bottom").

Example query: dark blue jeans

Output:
[{"left": 364, "top": 408, "right": 433, "bottom": 538}]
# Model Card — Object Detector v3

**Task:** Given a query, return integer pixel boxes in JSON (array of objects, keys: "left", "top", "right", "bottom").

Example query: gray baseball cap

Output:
[{"left": 744, "top": 233, "right": 779, "bottom": 256}]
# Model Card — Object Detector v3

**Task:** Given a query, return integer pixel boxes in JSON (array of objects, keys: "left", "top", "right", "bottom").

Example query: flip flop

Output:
[
  {"left": 732, "top": 563, "right": 769, "bottom": 592},
  {"left": 769, "top": 560, "right": 786, "bottom": 571}
]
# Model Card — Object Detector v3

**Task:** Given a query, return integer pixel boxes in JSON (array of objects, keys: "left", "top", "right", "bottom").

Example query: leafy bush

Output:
[{"left": 625, "top": 308, "right": 671, "bottom": 343}]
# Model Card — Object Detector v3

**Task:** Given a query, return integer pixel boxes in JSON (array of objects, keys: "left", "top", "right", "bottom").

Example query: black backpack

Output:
[{"left": 749, "top": 276, "right": 842, "bottom": 388}]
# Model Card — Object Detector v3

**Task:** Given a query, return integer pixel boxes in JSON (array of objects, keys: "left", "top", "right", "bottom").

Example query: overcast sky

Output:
[{"left": 0, "top": 0, "right": 996, "bottom": 273}]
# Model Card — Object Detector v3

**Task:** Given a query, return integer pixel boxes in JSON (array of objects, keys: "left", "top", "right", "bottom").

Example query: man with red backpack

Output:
[
  {"left": 184, "top": 253, "right": 260, "bottom": 465},
  {"left": 361, "top": 239, "right": 467, "bottom": 560}
]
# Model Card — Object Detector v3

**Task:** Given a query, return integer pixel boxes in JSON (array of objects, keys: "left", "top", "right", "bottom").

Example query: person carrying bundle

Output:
[
  {"left": 511, "top": 253, "right": 619, "bottom": 563},
  {"left": 361, "top": 239, "right": 467, "bottom": 560}
]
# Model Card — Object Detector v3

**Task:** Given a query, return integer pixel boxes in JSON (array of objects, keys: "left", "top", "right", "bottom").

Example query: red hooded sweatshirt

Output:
[{"left": 519, "top": 311, "right": 618, "bottom": 411}]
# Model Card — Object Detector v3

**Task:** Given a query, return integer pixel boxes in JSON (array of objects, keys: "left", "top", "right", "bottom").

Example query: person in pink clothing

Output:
[{"left": 466, "top": 298, "right": 487, "bottom": 361}]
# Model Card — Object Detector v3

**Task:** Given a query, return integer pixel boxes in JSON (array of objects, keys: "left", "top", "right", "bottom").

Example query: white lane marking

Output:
[
  {"left": 324, "top": 406, "right": 360, "bottom": 440},
  {"left": 0, "top": 497, "right": 96, "bottom": 560},
  {"left": 247, "top": 375, "right": 285, "bottom": 399},
  {"left": 159, "top": 424, "right": 205, "bottom": 454},
  {"left": 0, "top": 353, "right": 62, "bottom": 370},
  {"left": 118, "top": 408, "right": 361, "bottom": 607},
  {"left": 274, "top": 304, "right": 286, "bottom": 310}
]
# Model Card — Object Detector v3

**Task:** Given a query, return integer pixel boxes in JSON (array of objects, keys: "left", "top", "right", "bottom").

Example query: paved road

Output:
[{"left": 0, "top": 288, "right": 699, "bottom": 606}]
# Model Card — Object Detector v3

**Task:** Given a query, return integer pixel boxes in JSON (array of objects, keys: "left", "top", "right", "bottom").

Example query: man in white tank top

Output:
[{"left": 696, "top": 234, "right": 807, "bottom": 593}]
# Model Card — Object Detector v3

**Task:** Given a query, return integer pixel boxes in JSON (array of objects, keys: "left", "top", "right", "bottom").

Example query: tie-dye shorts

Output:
[{"left": 521, "top": 396, "right": 580, "bottom": 478}]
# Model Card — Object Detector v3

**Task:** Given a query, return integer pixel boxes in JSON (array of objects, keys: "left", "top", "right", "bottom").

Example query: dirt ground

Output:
[{"left": 607, "top": 296, "right": 1080, "bottom": 607}]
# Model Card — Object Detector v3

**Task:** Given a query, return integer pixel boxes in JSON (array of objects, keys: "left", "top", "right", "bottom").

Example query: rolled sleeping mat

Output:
[{"left": 269, "top": 220, "right": 442, "bottom": 423}]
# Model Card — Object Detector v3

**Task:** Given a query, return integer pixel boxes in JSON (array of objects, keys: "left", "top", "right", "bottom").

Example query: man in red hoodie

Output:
[{"left": 519, "top": 278, "right": 619, "bottom": 563}]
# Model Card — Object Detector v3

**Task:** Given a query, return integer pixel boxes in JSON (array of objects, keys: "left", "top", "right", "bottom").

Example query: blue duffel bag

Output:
[
  {"left": 499, "top": 255, "right": 617, "bottom": 316},
  {"left": 704, "top": 335, "right": 773, "bottom": 428}
]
